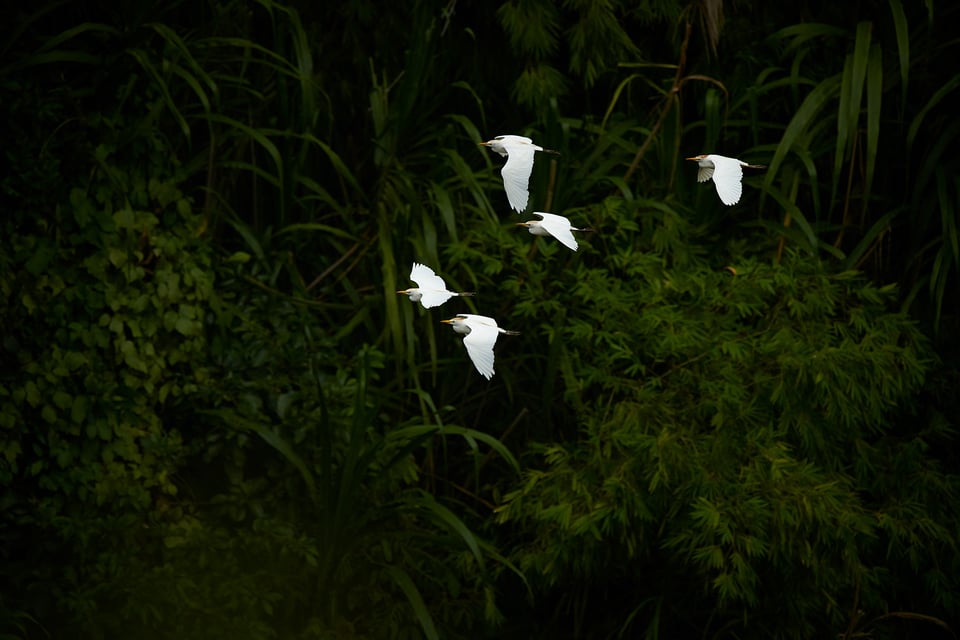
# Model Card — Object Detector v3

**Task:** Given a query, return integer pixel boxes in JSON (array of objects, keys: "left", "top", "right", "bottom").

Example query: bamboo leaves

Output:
[{"left": 496, "top": 251, "right": 941, "bottom": 638}]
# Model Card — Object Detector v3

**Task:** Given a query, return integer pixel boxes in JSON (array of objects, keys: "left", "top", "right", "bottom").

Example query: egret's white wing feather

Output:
[
  {"left": 457, "top": 314, "right": 500, "bottom": 329},
  {"left": 697, "top": 164, "right": 715, "bottom": 182},
  {"left": 497, "top": 135, "right": 534, "bottom": 145},
  {"left": 710, "top": 158, "right": 744, "bottom": 206},
  {"left": 409, "top": 263, "right": 447, "bottom": 291},
  {"left": 462, "top": 323, "right": 500, "bottom": 380},
  {"left": 534, "top": 212, "right": 578, "bottom": 251},
  {"left": 418, "top": 290, "right": 455, "bottom": 309},
  {"left": 500, "top": 146, "right": 536, "bottom": 212}
]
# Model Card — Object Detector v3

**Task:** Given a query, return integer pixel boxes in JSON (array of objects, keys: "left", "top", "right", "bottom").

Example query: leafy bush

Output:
[
  {"left": 0, "top": 123, "right": 210, "bottom": 633},
  {"left": 494, "top": 222, "right": 958, "bottom": 638}
]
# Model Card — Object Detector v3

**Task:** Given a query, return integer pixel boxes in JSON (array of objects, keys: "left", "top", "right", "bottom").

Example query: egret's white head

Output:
[
  {"left": 441, "top": 315, "right": 471, "bottom": 334},
  {"left": 685, "top": 154, "right": 711, "bottom": 166}
]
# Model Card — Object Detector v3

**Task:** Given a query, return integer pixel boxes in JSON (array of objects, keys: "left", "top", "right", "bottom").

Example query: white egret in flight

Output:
[
  {"left": 480, "top": 135, "right": 558, "bottom": 213},
  {"left": 517, "top": 211, "right": 592, "bottom": 251},
  {"left": 686, "top": 154, "right": 765, "bottom": 205},
  {"left": 397, "top": 262, "right": 475, "bottom": 309},
  {"left": 441, "top": 314, "right": 519, "bottom": 380}
]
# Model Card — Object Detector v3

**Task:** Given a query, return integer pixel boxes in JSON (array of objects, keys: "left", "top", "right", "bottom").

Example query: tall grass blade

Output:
[
  {"left": 396, "top": 424, "right": 521, "bottom": 473},
  {"left": 834, "top": 22, "right": 871, "bottom": 202},
  {"left": 760, "top": 184, "right": 820, "bottom": 254},
  {"left": 202, "top": 409, "right": 317, "bottom": 499},
  {"left": 410, "top": 490, "right": 485, "bottom": 567},
  {"left": 0, "top": 3, "right": 76, "bottom": 59},
  {"left": 6, "top": 50, "right": 103, "bottom": 67},
  {"left": 887, "top": 0, "right": 910, "bottom": 107},
  {"left": 440, "top": 425, "right": 521, "bottom": 473},
  {"left": 864, "top": 44, "right": 882, "bottom": 200},
  {"left": 601, "top": 73, "right": 644, "bottom": 131},
  {"left": 771, "top": 23, "right": 847, "bottom": 51},
  {"left": 911, "top": 121, "right": 960, "bottom": 215},
  {"left": 929, "top": 172, "right": 959, "bottom": 332},
  {"left": 384, "top": 566, "right": 440, "bottom": 640},
  {"left": 126, "top": 49, "right": 191, "bottom": 138},
  {"left": 223, "top": 213, "right": 267, "bottom": 262},
  {"left": 147, "top": 22, "right": 218, "bottom": 96},
  {"left": 276, "top": 222, "right": 357, "bottom": 242},
  {"left": 207, "top": 114, "right": 285, "bottom": 183},
  {"left": 762, "top": 75, "right": 841, "bottom": 197},
  {"left": 301, "top": 133, "right": 365, "bottom": 199},
  {"left": 907, "top": 76, "right": 960, "bottom": 149},
  {"left": 703, "top": 87, "right": 723, "bottom": 154},
  {"left": 36, "top": 21, "right": 117, "bottom": 52},
  {"left": 842, "top": 210, "right": 898, "bottom": 270}
]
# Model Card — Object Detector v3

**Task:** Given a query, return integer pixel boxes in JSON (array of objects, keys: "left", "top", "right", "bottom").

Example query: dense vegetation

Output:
[{"left": 1, "top": 0, "right": 958, "bottom": 638}]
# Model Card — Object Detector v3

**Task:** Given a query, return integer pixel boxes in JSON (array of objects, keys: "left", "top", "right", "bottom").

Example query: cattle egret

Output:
[
  {"left": 441, "top": 314, "right": 519, "bottom": 380},
  {"left": 397, "top": 262, "right": 475, "bottom": 309},
  {"left": 480, "top": 135, "right": 558, "bottom": 213},
  {"left": 686, "top": 154, "right": 765, "bottom": 205},
  {"left": 517, "top": 211, "right": 591, "bottom": 251}
]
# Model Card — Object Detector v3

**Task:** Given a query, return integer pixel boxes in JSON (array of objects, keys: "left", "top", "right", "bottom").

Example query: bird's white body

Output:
[
  {"left": 519, "top": 211, "right": 586, "bottom": 251},
  {"left": 397, "top": 262, "right": 474, "bottom": 309},
  {"left": 686, "top": 154, "right": 765, "bottom": 205},
  {"left": 441, "top": 314, "right": 519, "bottom": 380},
  {"left": 481, "top": 135, "right": 555, "bottom": 213}
]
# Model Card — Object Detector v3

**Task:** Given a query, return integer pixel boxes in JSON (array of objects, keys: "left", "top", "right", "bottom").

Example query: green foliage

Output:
[
  {"left": 0, "top": 3, "right": 516, "bottom": 635},
  {"left": 496, "top": 0, "right": 653, "bottom": 111},
  {"left": 2, "top": 0, "right": 960, "bottom": 639},
  {"left": 0, "top": 124, "right": 211, "bottom": 632},
  {"left": 679, "top": 0, "right": 960, "bottom": 332},
  {"left": 195, "top": 304, "right": 521, "bottom": 638},
  {"left": 495, "top": 238, "right": 958, "bottom": 638}
]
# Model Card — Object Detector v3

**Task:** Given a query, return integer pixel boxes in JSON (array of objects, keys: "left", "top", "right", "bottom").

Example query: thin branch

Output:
[
  {"left": 622, "top": 21, "right": 693, "bottom": 187},
  {"left": 307, "top": 241, "right": 361, "bottom": 291}
]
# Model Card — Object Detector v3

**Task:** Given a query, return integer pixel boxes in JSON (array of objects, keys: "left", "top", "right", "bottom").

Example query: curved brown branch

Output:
[{"left": 622, "top": 21, "right": 693, "bottom": 187}]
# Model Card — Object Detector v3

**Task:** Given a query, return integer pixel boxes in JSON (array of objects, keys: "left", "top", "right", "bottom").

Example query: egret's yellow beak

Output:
[
  {"left": 685, "top": 155, "right": 703, "bottom": 161},
  {"left": 440, "top": 318, "right": 455, "bottom": 324},
  {"left": 478, "top": 141, "right": 490, "bottom": 146},
  {"left": 515, "top": 222, "right": 530, "bottom": 227},
  {"left": 396, "top": 289, "right": 408, "bottom": 294}
]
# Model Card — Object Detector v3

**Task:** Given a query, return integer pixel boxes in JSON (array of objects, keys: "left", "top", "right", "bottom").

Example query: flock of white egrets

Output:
[{"left": 397, "top": 134, "right": 764, "bottom": 380}]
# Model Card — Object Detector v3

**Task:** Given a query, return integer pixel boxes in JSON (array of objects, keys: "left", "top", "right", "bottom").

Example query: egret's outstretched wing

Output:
[
  {"left": 534, "top": 212, "right": 578, "bottom": 251},
  {"left": 696, "top": 164, "right": 715, "bottom": 183},
  {"left": 497, "top": 134, "right": 534, "bottom": 146},
  {"left": 710, "top": 158, "right": 744, "bottom": 206},
  {"left": 500, "top": 146, "right": 536, "bottom": 212},
  {"left": 458, "top": 313, "right": 499, "bottom": 327},
  {"left": 418, "top": 290, "right": 453, "bottom": 309},
  {"left": 461, "top": 323, "right": 500, "bottom": 380},
  {"left": 410, "top": 263, "right": 446, "bottom": 290}
]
